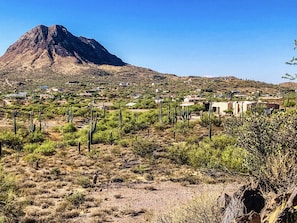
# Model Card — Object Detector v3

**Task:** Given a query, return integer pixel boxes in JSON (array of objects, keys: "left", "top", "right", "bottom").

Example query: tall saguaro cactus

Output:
[
  {"left": 66, "top": 106, "right": 73, "bottom": 123},
  {"left": 12, "top": 110, "right": 18, "bottom": 135},
  {"left": 119, "top": 106, "right": 123, "bottom": 130},
  {"left": 38, "top": 111, "right": 42, "bottom": 131},
  {"left": 208, "top": 102, "right": 212, "bottom": 140},
  {"left": 29, "top": 111, "right": 36, "bottom": 133},
  {"left": 159, "top": 101, "right": 163, "bottom": 123},
  {"left": 88, "top": 105, "right": 97, "bottom": 152}
]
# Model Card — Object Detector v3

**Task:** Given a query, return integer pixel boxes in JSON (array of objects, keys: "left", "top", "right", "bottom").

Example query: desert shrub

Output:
[
  {"left": 0, "top": 131, "right": 23, "bottom": 149},
  {"left": 132, "top": 139, "right": 159, "bottom": 158},
  {"left": 0, "top": 165, "right": 25, "bottom": 221},
  {"left": 27, "top": 131, "right": 45, "bottom": 143},
  {"left": 153, "top": 122, "right": 168, "bottom": 131},
  {"left": 199, "top": 112, "right": 222, "bottom": 127},
  {"left": 168, "top": 142, "right": 191, "bottom": 165},
  {"left": 221, "top": 146, "right": 247, "bottom": 171},
  {"left": 62, "top": 123, "right": 77, "bottom": 133},
  {"left": 23, "top": 153, "right": 42, "bottom": 165},
  {"left": 283, "top": 100, "right": 296, "bottom": 107},
  {"left": 189, "top": 135, "right": 245, "bottom": 171},
  {"left": 92, "top": 130, "right": 113, "bottom": 144},
  {"left": 167, "top": 135, "right": 245, "bottom": 172},
  {"left": 118, "top": 138, "right": 133, "bottom": 147},
  {"left": 152, "top": 190, "right": 222, "bottom": 223},
  {"left": 75, "top": 176, "right": 92, "bottom": 188},
  {"left": 66, "top": 191, "right": 86, "bottom": 207},
  {"left": 87, "top": 149, "right": 100, "bottom": 159},
  {"left": 225, "top": 110, "right": 297, "bottom": 192},
  {"left": 34, "top": 141, "right": 56, "bottom": 156},
  {"left": 63, "top": 132, "right": 79, "bottom": 146},
  {"left": 50, "top": 167, "right": 61, "bottom": 176},
  {"left": 23, "top": 143, "right": 39, "bottom": 153}
]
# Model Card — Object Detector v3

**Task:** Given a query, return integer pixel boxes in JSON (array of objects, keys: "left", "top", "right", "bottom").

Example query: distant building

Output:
[
  {"left": 126, "top": 102, "right": 136, "bottom": 107},
  {"left": 119, "top": 82, "right": 129, "bottom": 87},
  {"left": 184, "top": 95, "right": 206, "bottom": 103},
  {"left": 211, "top": 101, "right": 280, "bottom": 116},
  {"left": 5, "top": 92, "right": 27, "bottom": 99}
]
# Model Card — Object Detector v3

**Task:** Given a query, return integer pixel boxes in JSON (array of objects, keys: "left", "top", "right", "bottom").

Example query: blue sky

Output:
[{"left": 0, "top": 0, "right": 297, "bottom": 84}]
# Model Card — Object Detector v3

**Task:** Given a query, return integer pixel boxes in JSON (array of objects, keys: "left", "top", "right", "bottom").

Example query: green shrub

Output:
[
  {"left": 63, "top": 132, "right": 79, "bottom": 146},
  {"left": 168, "top": 142, "right": 191, "bottom": 165},
  {"left": 74, "top": 176, "right": 92, "bottom": 188},
  {"left": 0, "top": 165, "right": 25, "bottom": 221},
  {"left": 23, "top": 153, "right": 42, "bottom": 165},
  {"left": 23, "top": 143, "right": 39, "bottom": 153},
  {"left": 0, "top": 131, "right": 23, "bottom": 149},
  {"left": 132, "top": 139, "right": 158, "bottom": 158},
  {"left": 62, "top": 123, "right": 77, "bottom": 133},
  {"left": 66, "top": 191, "right": 86, "bottom": 207},
  {"left": 34, "top": 141, "right": 56, "bottom": 156},
  {"left": 27, "top": 131, "right": 45, "bottom": 143},
  {"left": 118, "top": 138, "right": 133, "bottom": 147},
  {"left": 199, "top": 112, "right": 222, "bottom": 127}
]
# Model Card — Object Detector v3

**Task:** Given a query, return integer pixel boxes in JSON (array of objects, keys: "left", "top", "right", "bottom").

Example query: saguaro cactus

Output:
[
  {"left": 159, "top": 101, "right": 163, "bottom": 123},
  {"left": 208, "top": 102, "right": 212, "bottom": 140},
  {"left": 12, "top": 110, "right": 18, "bottom": 135},
  {"left": 29, "top": 111, "right": 36, "bottom": 133},
  {"left": 119, "top": 106, "right": 123, "bottom": 130},
  {"left": 66, "top": 106, "right": 73, "bottom": 123},
  {"left": 180, "top": 106, "right": 191, "bottom": 127},
  {"left": 88, "top": 106, "right": 97, "bottom": 152},
  {"left": 38, "top": 111, "right": 42, "bottom": 131}
]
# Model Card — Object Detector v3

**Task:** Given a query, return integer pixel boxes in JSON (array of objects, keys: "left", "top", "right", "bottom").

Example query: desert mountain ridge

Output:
[
  {"left": 0, "top": 24, "right": 126, "bottom": 74},
  {"left": 0, "top": 24, "right": 293, "bottom": 92}
]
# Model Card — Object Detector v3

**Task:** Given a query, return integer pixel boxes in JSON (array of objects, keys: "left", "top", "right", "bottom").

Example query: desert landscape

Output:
[{"left": 0, "top": 24, "right": 297, "bottom": 223}]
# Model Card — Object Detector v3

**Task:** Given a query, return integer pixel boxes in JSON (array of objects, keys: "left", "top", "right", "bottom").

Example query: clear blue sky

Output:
[{"left": 0, "top": 0, "right": 297, "bottom": 84}]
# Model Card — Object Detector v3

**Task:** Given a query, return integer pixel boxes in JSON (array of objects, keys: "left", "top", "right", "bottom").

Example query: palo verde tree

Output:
[{"left": 282, "top": 40, "right": 297, "bottom": 105}]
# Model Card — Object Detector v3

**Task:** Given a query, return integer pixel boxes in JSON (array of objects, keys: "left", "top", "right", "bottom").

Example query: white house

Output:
[{"left": 211, "top": 101, "right": 257, "bottom": 116}]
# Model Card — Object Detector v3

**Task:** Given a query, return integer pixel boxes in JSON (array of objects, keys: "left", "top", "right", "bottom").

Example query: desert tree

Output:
[{"left": 282, "top": 40, "right": 297, "bottom": 105}]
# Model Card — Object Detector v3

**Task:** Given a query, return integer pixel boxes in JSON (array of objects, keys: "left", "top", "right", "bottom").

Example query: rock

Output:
[
  {"left": 234, "top": 211, "right": 261, "bottom": 223},
  {"left": 287, "top": 187, "right": 297, "bottom": 208},
  {"left": 221, "top": 184, "right": 265, "bottom": 223}
]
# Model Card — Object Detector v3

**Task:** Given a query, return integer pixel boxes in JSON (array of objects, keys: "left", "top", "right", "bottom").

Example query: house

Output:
[
  {"left": 184, "top": 95, "right": 206, "bottom": 103},
  {"left": 66, "top": 81, "right": 80, "bottom": 85},
  {"left": 40, "top": 94, "right": 55, "bottom": 100},
  {"left": 119, "top": 82, "right": 129, "bottom": 87},
  {"left": 211, "top": 101, "right": 280, "bottom": 116},
  {"left": 5, "top": 92, "right": 27, "bottom": 99},
  {"left": 126, "top": 102, "right": 136, "bottom": 107},
  {"left": 211, "top": 101, "right": 257, "bottom": 116}
]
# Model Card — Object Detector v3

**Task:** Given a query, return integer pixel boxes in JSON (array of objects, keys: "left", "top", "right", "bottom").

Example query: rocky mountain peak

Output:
[{"left": 0, "top": 24, "right": 126, "bottom": 72}]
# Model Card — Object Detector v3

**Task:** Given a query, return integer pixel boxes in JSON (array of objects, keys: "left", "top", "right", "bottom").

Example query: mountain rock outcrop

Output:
[{"left": 0, "top": 25, "right": 126, "bottom": 72}]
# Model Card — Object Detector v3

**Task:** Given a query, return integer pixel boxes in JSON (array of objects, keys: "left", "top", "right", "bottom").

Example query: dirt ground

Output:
[{"left": 83, "top": 181, "right": 240, "bottom": 223}]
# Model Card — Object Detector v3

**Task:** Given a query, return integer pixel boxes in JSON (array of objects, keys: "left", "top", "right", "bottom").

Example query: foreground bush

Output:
[{"left": 225, "top": 110, "right": 297, "bottom": 192}]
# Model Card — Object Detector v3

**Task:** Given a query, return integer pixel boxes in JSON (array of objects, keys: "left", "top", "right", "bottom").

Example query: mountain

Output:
[{"left": 0, "top": 24, "right": 126, "bottom": 73}]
